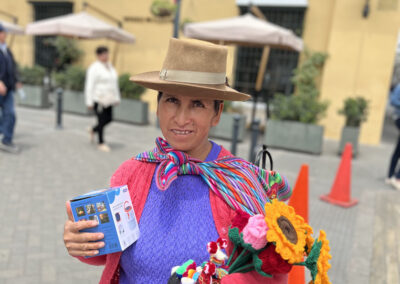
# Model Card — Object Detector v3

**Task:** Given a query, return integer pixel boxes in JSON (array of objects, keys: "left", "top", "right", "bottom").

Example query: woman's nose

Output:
[{"left": 174, "top": 106, "right": 190, "bottom": 126}]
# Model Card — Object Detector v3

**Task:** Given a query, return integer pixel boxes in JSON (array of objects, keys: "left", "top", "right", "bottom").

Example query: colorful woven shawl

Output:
[{"left": 135, "top": 137, "right": 291, "bottom": 216}]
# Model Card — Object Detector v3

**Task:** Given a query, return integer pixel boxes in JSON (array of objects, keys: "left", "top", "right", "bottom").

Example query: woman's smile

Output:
[{"left": 171, "top": 129, "right": 194, "bottom": 136}]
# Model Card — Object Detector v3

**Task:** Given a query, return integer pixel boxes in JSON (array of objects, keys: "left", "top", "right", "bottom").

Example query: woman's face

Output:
[
  {"left": 97, "top": 52, "right": 109, "bottom": 62},
  {"left": 157, "top": 93, "right": 223, "bottom": 159}
]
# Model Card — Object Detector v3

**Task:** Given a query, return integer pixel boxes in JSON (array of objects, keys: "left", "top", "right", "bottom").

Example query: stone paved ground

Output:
[{"left": 0, "top": 106, "right": 399, "bottom": 283}]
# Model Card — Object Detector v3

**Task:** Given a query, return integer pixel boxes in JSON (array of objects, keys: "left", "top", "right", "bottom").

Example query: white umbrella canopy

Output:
[
  {"left": 0, "top": 20, "right": 24, "bottom": 35},
  {"left": 184, "top": 13, "right": 302, "bottom": 52},
  {"left": 26, "top": 12, "right": 135, "bottom": 43}
]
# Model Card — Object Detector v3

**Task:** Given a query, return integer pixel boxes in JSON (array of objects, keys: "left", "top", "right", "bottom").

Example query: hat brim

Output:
[{"left": 130, "top": 71, "right": 251, "bottom": 101}]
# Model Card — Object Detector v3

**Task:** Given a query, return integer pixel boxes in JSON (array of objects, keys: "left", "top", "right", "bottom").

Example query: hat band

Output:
[{"left": 159, "top": 69, "right": 225, "bottom": 85}]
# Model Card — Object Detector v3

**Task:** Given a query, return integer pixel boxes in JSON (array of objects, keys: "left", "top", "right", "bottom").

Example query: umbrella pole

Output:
[
  {"left": 112, "top": 42, "right": 120, "bottom": 66},
  {"left": 251, "top": 47, "right": 270, "bottom": 122},
  {"left": 249, "top": 46, "right": 270, "bottom": 163},
  {"left": 8, "top": 34, "right": 15, "bottom": 49}
]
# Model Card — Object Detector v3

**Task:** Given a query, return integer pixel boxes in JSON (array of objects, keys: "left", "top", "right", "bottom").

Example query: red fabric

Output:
[
  {"left": 231, "top": 210, "right": 251, "bottom": 232},
  {"left": 76, "top": 146, "right": 288, "bottom": 284}
]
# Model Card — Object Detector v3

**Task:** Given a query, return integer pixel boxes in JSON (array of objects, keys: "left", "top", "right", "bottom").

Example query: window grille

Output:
[
  {"left": 30, "top": 1, "right": 73, "bottom": 68},
  {"left": 234, "top": 6, "right": 305, "bottom": 100}
]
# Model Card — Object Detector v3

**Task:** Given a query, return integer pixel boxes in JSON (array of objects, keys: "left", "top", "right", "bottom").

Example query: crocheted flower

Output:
[
  {"left": 305, "top": 234, "right": 315, "bottom": 256},
  {"left": 231, "top": 210, "right": 251, "bottom": 232},
  {"left": 306, "top": 230, "right": 332, "bottom": 284},
  {"left": 242, "top": 214, "right": 269, "bottom": 250},
  {"left": 254, "top": 243, "right": 293, "bottom": 275},
  {"left": 264, "top": 199, "right": 308, "bottom": 264}
]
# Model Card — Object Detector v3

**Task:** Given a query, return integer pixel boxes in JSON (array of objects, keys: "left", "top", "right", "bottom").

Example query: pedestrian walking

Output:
[
  {"left": 0, "top": 23, "right": 21, "bottom": 154},
  {"left": 63, "top": 39, "right": 292, "bottom": 283},
  {"left": 387, "top": 83, "right": 400, "bottom": 190},
  {"left": 85, "top": 46, "right": 120, "bottom": 152}
]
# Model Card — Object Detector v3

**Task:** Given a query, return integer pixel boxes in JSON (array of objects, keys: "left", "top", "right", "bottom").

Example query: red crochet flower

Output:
[
  {"left": 257, "top": 244, "right": 293, "bottom": 274},
  {"left": 207, "top": 241, "right": 218, "bottom": 254},
  {"left": 217, "top": 238, "right": 228, "bottom": 249},
  {"left": 203, "top": 262, "right": 216, "bottom": 275},
  {"left": 231, "top": 210, "right": 251, "bottom": 232}
]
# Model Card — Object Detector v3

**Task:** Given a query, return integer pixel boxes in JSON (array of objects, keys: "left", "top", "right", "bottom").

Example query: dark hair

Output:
[
  {"left": 157, "top": 92, "right": 223, "bottom": 114},
  {"left": 96, "top": 46, "right": 109, "bottom": 55}
]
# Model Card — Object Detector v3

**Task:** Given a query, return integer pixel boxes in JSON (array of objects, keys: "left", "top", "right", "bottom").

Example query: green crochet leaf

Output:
[
  {"left": 228, "top": 227, "right": 242, "bottom": 246},
  {"left": 305, "top": 239, "right": 322, "bottom": 280},
  {"left": 252, "top": 253, "right": 273, "bottom": 278}
]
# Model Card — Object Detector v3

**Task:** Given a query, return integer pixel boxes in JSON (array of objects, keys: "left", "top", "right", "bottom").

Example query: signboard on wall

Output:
[{"left": 236, "top": 0, "right": 308, "bottom": 7}]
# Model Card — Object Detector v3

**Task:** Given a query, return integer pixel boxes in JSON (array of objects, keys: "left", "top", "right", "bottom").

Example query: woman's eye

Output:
[
  {"left": 166, "top": 97, "right": 178, "bottom": 104},
  {"left": 193, "top": 101, "right": 205, "bottom": 108}
]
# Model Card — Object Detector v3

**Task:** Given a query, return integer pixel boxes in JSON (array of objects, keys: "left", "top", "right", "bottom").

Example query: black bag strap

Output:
[{"left": 254, "top": 144, "right": 273, "bottom": 171}]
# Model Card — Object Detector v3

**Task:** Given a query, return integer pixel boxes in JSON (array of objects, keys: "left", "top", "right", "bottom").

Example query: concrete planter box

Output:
[
  {"left": 338, "top": 126, "right": 360, "bottom": 156},
  {"left": 62, "top": 90, "right": 90, "bottom": 115},
  {"left": 114, "top": 98, "right": 149, "bottom": 125},
  {"left": 265, "top": 120, "right": 324, "bottom": 154},
  {"left": 209, "top": 113, "right": 246, "bottom": 142},
  {"left": 16, "top": 84, "right": 49, "bottom": 108}
]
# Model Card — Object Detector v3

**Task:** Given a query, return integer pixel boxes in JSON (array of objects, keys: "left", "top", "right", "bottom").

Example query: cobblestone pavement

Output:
[{"left": 0, "top": 106, "right": 398, "bottom": 283}]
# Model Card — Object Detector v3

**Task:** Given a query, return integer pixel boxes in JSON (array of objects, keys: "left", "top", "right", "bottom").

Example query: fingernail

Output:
[
  {"left": 98, "top": 233, "right": 104, "bottom": 239},
  {"left": 91, "top": 221, "right": 98, "bottom": 226},
  {"left": 93, "top": 250, "right": 99, "bottom": 255},
  {"left": 99, "top": 242, "right": 105, "bottom": 248}
]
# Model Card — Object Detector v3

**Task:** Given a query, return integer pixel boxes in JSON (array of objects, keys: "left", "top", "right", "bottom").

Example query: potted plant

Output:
[
  {"left": 150, "top": 0, "right": 176, "bottom": 18},
  {"left": 265, "top": 50, "right": 329, "bottom": 154},
  {"left": 54, "top": 65, "right": 88, "bottom": 115},
  {"left": 209, "top": 101, "right": 247, "bottom": 142},
  {"left": 114, "top": 73, "right": 149, "bottom": 125},
  {"left": 16, "top": 65, "right": 48, "bottom": 108},
  {"left": 337, "top": 97, "right": 369, "bottom": 156}
]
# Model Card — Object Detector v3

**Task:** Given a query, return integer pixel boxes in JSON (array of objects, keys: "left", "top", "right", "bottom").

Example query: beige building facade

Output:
[{"left": 1, "top": 0, "right": 399, "bottom": 145}]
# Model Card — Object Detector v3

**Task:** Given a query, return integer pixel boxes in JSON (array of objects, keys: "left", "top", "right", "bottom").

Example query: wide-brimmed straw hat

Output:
[{"left": 130, "top": 38, "right": 251, "bottom": 101}]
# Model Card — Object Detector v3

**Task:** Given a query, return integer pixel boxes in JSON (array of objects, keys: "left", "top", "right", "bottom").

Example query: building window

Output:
[
  {"left": 30, "top": 1, "right": 73, "bottom": 68},
  {"left": 234, "top": 6, "right": 305, "bottom": 101}
]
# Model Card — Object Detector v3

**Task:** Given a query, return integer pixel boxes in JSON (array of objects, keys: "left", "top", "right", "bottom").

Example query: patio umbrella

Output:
[
  {"left": 0, "top": 20, "right": 24, "bottom": 35},
  {"left": 26, "top": 12, "right": 135, "bottom": 43},
  {"left": 184, "top": 12, "right": 304, "bottom": 161},
  {"left": 184, "top": 13, "right": 302, "bottom": 52},
  {"left": 184, "top": 12, "right": 303, "bottom": 112}
]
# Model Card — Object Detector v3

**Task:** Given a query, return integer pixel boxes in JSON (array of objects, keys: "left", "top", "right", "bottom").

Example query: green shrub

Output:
[
  {"left": 119, "top": 73, "right": 145, "bottom": 100},
  {"left": 271, "top": 49, "right": 329, "bottom": 124},
  {"left": 19, "top": 65, "right": 46, "bottom": 85},
  {"left": 46, "top": 36, "right": 83, "bottom": 70},
  {"left": 150, "top": 0, "right": 176, "bottom": 18},
  {"left": 338, "top": 97, "right": 369, "bottom": 127},
  {"left": 54, "top": 65, "right": 86, "bottom": 91}
]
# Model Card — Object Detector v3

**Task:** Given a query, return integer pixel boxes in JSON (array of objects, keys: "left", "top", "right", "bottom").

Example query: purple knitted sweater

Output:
[{"left": 120, "top": 142, "right": 221, "bottom": 284}]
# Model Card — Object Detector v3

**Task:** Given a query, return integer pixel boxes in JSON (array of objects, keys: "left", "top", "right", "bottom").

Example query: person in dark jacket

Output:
[{"left": 0, "top": 23, "right": 21, "bottom": 153}]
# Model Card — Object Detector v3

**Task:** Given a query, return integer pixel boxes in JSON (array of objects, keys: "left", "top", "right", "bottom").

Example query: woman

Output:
[
  {"left": 85, "top": 46, "right": 120, "bottom": 152},
  {"left": 387, "top": 83, "right": 400, "bottom": 190},
  {"left": 64, "top": 39, "right": 291, "bottom": 283}
]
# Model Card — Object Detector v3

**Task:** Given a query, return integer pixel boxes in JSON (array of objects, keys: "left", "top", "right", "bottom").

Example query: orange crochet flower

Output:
[{"left": 313, "top": 230, "right": 332, "bottom": 284}]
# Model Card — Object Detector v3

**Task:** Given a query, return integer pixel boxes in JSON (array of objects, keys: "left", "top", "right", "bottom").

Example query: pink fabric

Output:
[{"left": 77, "top": 147, "right": 288, "bottom": 284}]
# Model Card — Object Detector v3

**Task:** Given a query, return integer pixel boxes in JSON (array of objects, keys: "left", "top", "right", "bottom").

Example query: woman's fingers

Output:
[
  {"left": 65, "top": 219, "right": 99, "bottom": 233},
  {"left": 72, "top": 231, "right": 104, "bottom": 243},
  {"left": 67, "top": 249, "right": 101, "bottom": 257},
  {"left": 65, "top": 240, "right": 105, "bottom": 251}
]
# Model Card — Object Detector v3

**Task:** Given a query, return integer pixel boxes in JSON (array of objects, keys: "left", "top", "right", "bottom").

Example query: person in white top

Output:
[{"left": 85, "top": 46, "right": 120, "bottom": 152}]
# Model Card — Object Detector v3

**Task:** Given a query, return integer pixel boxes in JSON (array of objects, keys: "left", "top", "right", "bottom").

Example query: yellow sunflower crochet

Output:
[{"left": 264, "top": 200, "right": 308, "bottom": 264}]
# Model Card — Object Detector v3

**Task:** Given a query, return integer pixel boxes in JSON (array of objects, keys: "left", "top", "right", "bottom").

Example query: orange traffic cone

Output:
[
  {"left": 288, "top": 164, "right": 309, "bottom": 284},
  {"left": 320, "top": 143, "right": 358, "bottom": 208}
]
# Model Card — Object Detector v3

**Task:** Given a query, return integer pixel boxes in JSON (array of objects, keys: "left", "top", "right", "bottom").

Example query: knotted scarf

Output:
[{"left": 135, "top": 137, "right": 291, "bottom": 216}]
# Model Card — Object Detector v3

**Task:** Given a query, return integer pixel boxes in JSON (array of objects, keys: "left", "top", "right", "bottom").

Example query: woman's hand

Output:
[{"left": 63, "top": 201, "right": 105, "bottom": 257}]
